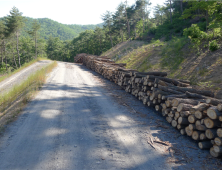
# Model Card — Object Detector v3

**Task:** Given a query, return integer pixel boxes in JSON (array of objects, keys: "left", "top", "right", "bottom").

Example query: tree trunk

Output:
[
  {"left": 210, "top": 147, "right": 222, "bottom": 157},
  {"left": 161, "top": 14, "right": 163, "bottom": 25},
  {"left": 204, "top": 118, "right": 221, "bottom": 129},
  {"left": 134, "top": 26, "right": 137, "bottom": 38},
  {"left": 13, "top": 51, "right": 17, "bottom": 69},
  {"left": 108, "top": 28, "right": 113, "bottom": 48},
  {"left": 218, "top": 104, "right": 222, "bottom": 112},
  {"left": 127, "top": 20, "right": 131, "bottom": 41},
  {"left": 207, "top": 106, "right": 222, "bottom": 120},
  {"left": 206, "top": 9, "right": 208, "bottom": 31},
  {"left": 190, "top": 103, "right": 210, "bottom": 114},
  {"left": 16, "top": 32, "right": 21, "bottom": 68},
  {"left": 99, "top": 35, "right": 102, "bottom": 54},
  {"left": 1, "top": 41, "right": 3, "bottom": 66},
  {"left": 169, "top": 0, "right": 172, "bottom": 24},
  {"left": 35, "top": 33, "right": 37, "bottom": 59},
  {"left": 206, "top": 129, "right": 217, "bottom": 139},
  {"left": 172, "top": 98, "right": 199, "bottom": 107},
  {"left": 198, "top": 141, "right": 212, "bottom": 149},
  {"left": 180, "top": 0, "right": 183, "bottom": 14},
  {"left": 143, "top": 19, "right": 145, "bottom": 33},
  {"left": 215, "top": 137, "right": 222, "bottom": 146},
  {"left": 3, "top": 39, "right": 7, "bottom": 71},
  {"left": 177, "top": 103, "right": 194, "bottom": 112},
  {"left": 206, "top": 98, "right": 222, "bottom": 106},
  {"left": 87, "top": 41, "right": 89, "bottom": 54}
]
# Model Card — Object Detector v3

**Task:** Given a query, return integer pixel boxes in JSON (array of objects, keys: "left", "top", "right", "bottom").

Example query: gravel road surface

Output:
[
  {"left": 0, "top": 62, "right": 220, "bottom": 170},
  {"left": 0, "top": 60, "right": 51, "bottom": 95}
]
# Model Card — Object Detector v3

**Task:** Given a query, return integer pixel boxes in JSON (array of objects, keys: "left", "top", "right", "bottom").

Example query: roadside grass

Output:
[
  {"left": 0, "top": 57, "right": 50, "bottom": 83},
  {"left": 0, "top": 61, "right": 57, "bottom": 130}
]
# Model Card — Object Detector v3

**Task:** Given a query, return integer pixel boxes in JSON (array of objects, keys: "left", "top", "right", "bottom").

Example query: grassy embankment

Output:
[
  {"left": 102, "top": 38, "right": 222, "bottom": 94},
  {"left": 0, "top": 57, "right": 50, "bottom": 83},
  {"left": 0, "top": 61, "right": 57, "bottom": 130}
]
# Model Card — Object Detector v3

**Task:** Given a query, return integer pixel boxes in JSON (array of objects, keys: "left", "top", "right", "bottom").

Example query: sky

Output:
[{"left": 0, "top": 0, "right": 166, "bottom": 25}]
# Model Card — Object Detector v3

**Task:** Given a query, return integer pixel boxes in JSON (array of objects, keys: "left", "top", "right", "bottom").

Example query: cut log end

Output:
[
  {"left": 198, "top": 141, "right": 212, "bottom": 149},
  {"left": 210, "top": 147, "right": 221, "bottom": 157}
]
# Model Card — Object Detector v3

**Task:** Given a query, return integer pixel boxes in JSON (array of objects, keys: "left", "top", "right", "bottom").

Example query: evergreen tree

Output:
[
  {"left": 102, "top": 11, "right": 114, "bottom": 47},
  {"left": 27, "top": 20, "right": 41, "bottom": 59},
  {"left": 5, "top": 7, "right": 26, "bottom": 67}
]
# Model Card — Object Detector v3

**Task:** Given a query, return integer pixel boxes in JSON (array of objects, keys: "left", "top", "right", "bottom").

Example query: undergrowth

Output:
[
  {"left": 116, "top": 37, "right": 188, "bottom": 73},
  {"left": 160, "top": 37, "right": 188, "bottom": 71}
]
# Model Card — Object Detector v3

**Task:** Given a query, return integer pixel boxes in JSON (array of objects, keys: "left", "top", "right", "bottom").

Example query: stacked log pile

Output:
[
  {"left": 78, "top": 54, "right": 222, "bottom": 158},
  {"left": 74, "top": 53, "right": 87, "bottom": 63}
]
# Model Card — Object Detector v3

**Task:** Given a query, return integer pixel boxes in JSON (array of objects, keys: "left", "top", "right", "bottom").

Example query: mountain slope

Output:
[
  {"left": 0, "top": 17, "right": 99, "bottom": 41},
  {"left": 22, "top": 17, "right": 103, "bottom": 41}
]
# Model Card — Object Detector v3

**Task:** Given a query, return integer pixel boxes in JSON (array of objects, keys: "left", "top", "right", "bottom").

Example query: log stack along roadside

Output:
[
  {"left": 75, "top": 54, "right": 222, "bottom": 158},
  {"left": 74, "top": 53, "right": 87, "bottom": 63}
]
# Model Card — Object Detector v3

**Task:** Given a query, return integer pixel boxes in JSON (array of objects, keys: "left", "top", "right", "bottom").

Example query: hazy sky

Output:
[{"left": 0, "top": 0, "right": 166, "bottom": 25}]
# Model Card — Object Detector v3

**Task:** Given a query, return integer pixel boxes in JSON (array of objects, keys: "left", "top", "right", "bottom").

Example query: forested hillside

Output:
[
  {"left": 22, "top": 18, "right": 103, "bottom": 40},
  {"left": 0, "top": 17, "right": 102, "bottom": 41}
]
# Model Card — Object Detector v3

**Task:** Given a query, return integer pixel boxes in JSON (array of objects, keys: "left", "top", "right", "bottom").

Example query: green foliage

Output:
[
  {"left": 4, "top": 7, "right": 26, "bottom": 36},
  {"left": 209, "top": 40, "right": 220, "bottom": 51},
  {"left": 183, "top": 24, "right": 207, "bottom": 52},
  {"left": 22, "top": 17, "right": 102, "bottom": 41},
  {"left": 183, "top": 24, "right": 206, "bottom": 39}
]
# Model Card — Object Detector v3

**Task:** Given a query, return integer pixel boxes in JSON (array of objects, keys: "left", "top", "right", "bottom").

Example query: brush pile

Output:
[
  {"left": 74, "top": 53, "right": 87, "bottom": 63},
  {"left": 76, "top": 54, "right": 222, "bottom": 158}
]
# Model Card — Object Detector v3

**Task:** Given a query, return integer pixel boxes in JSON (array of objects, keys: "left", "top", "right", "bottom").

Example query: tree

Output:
[
  {"left": 136, "top": 0, "right": 151, "bottom": 33},
  {"left": 154, "top": 4, "right": 165, "bottom": 25},
  {"left": 20, "top": 36, "right": 34, "bottom": 63},
  {"left": 0, "top": 19, "right": 10, "bottom": 71},
  {"left": 124, "top": 0, "right": 131, "bottom": 40},
  {"left": 113, "top": 3, "right": 126, "bottom": 42},
  {"left": 102, "top": 11, "right": 113, "bottom": 47},
  {"left": 0, "top": 21, "right": 5, "bottom": 67},
  {"left": 94, "top": 27, "right": 105, "bottom": 54},
  {"left": 28, "top": 20, "right": 41, "bottom": 59},
  {"left": 5, "top": 7, "right": 25, "bottom": 67},
  {"left": 182, "top": 1, "right": 219, "bottom": 31}
]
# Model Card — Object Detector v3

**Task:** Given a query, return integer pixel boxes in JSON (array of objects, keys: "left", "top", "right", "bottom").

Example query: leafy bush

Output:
[
  {"left": 209, "top": 40, "right": 220, "bottom": 51},
  {"left": 175, "top": 27, "right": 182, "bottom": 33},
  {"left": 183, "top": 24, "right": 206, "bottom": 39},
  {"left": 149, "top": 27, "right": 156, "bottom": 35},
  {"left": 197, "top": 22, "right": 206, "bottom": 31}
]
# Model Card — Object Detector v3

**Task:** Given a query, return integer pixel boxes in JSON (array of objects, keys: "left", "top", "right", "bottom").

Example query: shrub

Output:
[
  {"left": 149, "top": 27, "right": 156, "bottom": 35},
  {"left": 175, "top": 27, "right": 182, "bottom": 33},
  {"left": 209, "top": 40, "right": 220, "bottom": 51},
  {"left": 183, "top": 24, "right": 206, "bottom": 39}
]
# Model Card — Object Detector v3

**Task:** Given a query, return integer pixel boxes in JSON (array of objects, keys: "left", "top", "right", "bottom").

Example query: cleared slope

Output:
[{"left": 102, "top": 38, "right": 222, "bottom": 98}]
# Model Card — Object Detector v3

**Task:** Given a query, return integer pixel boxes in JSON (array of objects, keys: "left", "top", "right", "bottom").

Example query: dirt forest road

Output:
[
  {"left": 0, "top": 60, "right": 52, "bottom": 95},
  {"left": 0, "top": 62, "right": 220, "bottom": 170}
]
